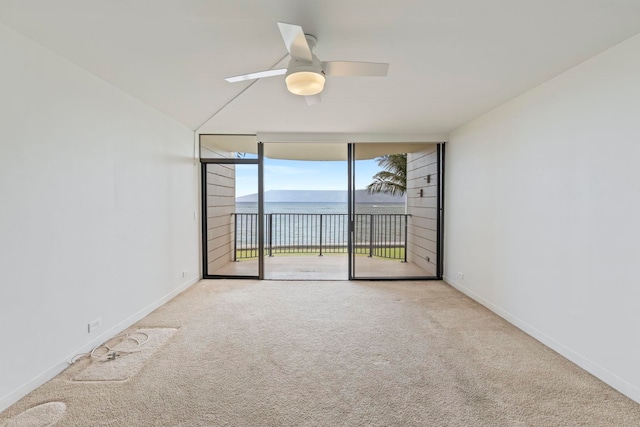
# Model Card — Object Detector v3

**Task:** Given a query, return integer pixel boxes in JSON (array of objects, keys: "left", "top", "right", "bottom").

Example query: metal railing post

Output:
[
  {"left": 319, "top": 214, "right": 323, "bottom": 256},
  {"left": 268, "top": 214, "right": 273, "bottom": 257},
  {"left": 368, "top": 214, "right": 374, "bottom": 257},
  {"left": 403, "top": 214, "right": 408, "bottom": 263},
  {"left": 232, "top": 214, "right": 238, "bottom": 262}
]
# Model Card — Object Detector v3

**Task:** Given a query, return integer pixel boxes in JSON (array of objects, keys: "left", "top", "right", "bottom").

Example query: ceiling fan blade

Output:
[
  {"left": 225, "top": 68, "right": 287, "bottom": 83},
  {"left": 305, "top": 94, "right": 322, "bottom": 106},
  {"left": 277, "top": 22, "right": 312, "bottom": 62},
  {"left": 322, "top": 61, "right": 389, "bottom": 77}
]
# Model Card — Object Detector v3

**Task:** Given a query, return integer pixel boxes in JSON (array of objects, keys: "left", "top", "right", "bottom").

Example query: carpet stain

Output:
[{"left": 73, "top": 328, "right": 178, "bottom": 382}]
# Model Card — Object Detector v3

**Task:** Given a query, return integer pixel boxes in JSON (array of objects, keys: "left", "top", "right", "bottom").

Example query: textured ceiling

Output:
[{"left": 1, "top": 0, "right": 639, "bottom": 137}]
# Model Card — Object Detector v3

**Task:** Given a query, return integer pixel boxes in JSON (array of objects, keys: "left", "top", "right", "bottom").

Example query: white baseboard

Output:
[
  {"left": 443, "top": 275, "right": 640, "bottom": 404},
  {"left": 0, "top": 276, "right": 200, "bottom": 413}
]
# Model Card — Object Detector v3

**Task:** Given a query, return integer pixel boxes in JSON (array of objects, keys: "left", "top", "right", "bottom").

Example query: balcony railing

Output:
[{"left": 231, "top": 213, "right": 409, "bottom": 261}]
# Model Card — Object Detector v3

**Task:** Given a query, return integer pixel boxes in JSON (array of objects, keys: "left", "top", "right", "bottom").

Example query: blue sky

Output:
[{"left": 235, "top": 158, "right": 381, "bottom": 197}]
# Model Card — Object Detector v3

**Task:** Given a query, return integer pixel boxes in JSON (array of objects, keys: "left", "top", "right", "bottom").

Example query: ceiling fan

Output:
[{"left": 225, "top": 22, "right": 389, "bottom": 105}]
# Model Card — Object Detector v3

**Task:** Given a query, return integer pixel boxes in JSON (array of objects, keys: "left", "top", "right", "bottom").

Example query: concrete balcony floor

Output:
[{"left": 212, "top": 254, "right": 435, "bottom": 280}]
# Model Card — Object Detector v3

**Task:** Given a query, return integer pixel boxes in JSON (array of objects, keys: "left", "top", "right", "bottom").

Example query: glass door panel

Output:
[
  {"left": 202, "top": 161, "right": 261, "bottom": 278},
  {"left": 261, "top": 146, "right": 348, "bottom": 280},
  {"left": 349, "top": 143, "right": 440, "bottom": 279}
]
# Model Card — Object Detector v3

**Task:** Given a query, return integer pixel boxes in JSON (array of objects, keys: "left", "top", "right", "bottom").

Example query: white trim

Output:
[
  {"left": 443, "top": 276, "right": 640, "bottom": 404},
  {"left": 256, "top": 132, "right": 449, "bottom": 143},
  {"left": 0, "top": 277, "right": 200, "bottom": 412}
]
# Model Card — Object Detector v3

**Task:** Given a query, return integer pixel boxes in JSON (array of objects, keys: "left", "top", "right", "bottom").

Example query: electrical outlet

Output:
[
  {"left": 458, "top": 272, "right": 464, "bottom": 282},
  {"left": 88, "top": 318, "right": 102, "bottom": 333},
  {"left": 182, "top": 271, "right": 188, "bottom": 278}
]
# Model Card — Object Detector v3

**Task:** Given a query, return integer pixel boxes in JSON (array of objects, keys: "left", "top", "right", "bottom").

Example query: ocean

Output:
[{"left": 236, "top": 202, "right": 406, "bottom": 214}]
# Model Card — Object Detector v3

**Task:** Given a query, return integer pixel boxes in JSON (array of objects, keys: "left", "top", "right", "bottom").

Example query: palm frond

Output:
[{"left": 366, "top": 154, "right": 407, "bottom": 196}]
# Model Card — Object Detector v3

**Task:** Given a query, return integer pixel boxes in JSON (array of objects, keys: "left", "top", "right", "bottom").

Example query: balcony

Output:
[{"left": 211, "top": 212, "right": 434, "bottom": 280}]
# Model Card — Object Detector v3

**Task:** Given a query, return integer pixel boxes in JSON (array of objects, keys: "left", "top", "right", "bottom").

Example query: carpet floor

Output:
[{"left": 1, "top": 280, "right": 639, "bottom": 426}]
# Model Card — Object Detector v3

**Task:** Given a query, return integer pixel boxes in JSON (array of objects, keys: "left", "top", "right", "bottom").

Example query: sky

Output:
[{"left": 235, "top": 158, "right": 382, "bottom": 197}]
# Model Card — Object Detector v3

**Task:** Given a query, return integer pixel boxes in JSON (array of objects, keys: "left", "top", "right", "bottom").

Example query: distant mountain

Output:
[{"left": 236, "top": 190, "right": 405, "bottom": 204}]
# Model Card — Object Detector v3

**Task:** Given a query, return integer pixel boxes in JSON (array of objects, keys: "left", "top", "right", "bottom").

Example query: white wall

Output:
[
  {"left": 445, "top": 33, "right": 640, "bottom": 403},
  {"left": 0, "top": 23, "right": 200, "bottom": 410}
]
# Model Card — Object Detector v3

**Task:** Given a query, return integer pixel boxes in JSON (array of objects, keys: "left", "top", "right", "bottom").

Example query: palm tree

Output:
[{"left": 366, "top": 153, "right": 407, "bottom": 196}]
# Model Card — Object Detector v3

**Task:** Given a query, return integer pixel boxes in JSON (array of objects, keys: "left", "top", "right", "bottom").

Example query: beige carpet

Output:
[{"left": 1, "top": 280, "right": 639, "bottom": 426}]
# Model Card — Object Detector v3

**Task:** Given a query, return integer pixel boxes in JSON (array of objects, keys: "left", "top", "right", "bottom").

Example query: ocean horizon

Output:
[
  {"left": 235, "top": 189, "right": 406, "bottom": 205},
  {"left": 236, "top": 201, "right": 406, "bottom": 215}
]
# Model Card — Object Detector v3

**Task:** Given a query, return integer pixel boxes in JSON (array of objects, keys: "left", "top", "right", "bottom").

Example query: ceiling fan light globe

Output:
[{"left": 285, "top": 71, "right": 325, "bottom": 96}]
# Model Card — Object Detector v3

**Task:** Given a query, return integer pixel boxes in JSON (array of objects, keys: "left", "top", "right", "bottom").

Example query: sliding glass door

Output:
[
  {"left": 348, "top": 143, "right": 443, "bottom": 280},
  {"left": 200, "top": 137, "right": 263, "bottom": 279}
]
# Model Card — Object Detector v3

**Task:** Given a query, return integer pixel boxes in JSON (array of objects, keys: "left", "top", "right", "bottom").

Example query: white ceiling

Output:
[{"left": 1, "top": 0, "right": 640, "bottom": 137}]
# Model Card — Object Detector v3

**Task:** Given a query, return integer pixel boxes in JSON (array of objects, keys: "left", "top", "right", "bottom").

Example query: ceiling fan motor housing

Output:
[{"left": 285, "top": 55, "right": 326, "bottom": 96}]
